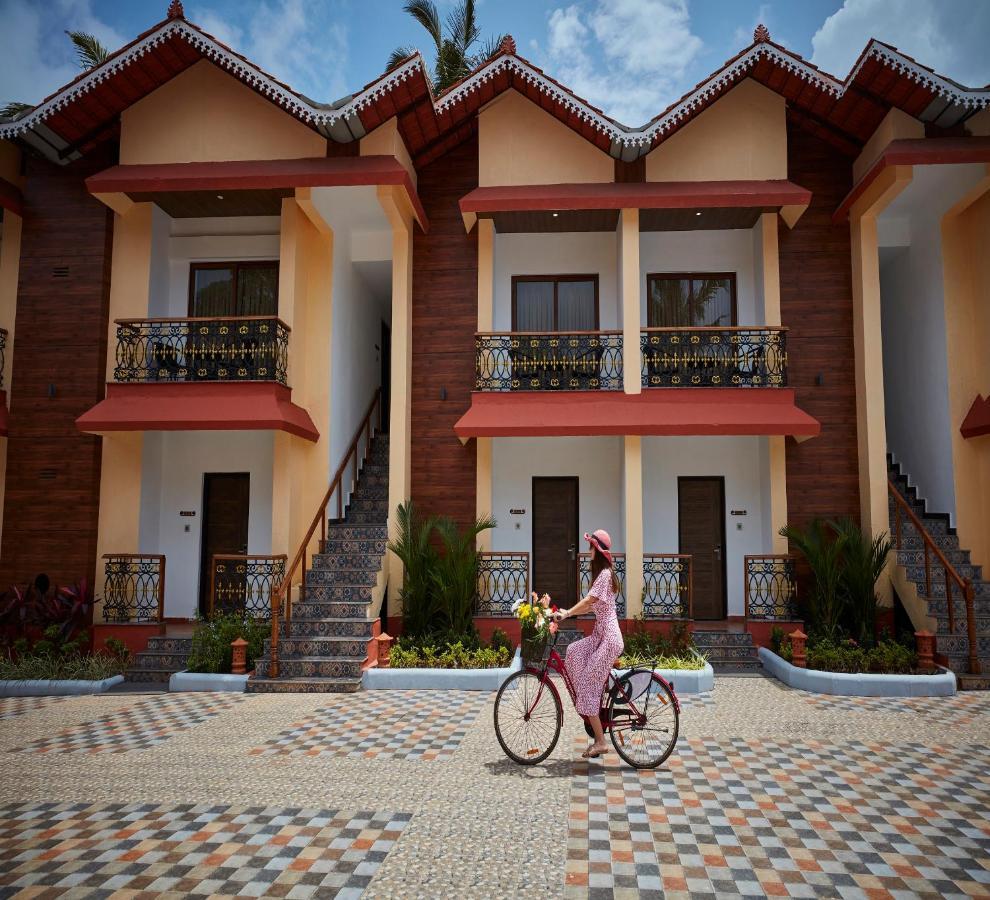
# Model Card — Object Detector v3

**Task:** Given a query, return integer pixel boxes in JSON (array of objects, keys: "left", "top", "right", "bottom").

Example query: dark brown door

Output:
[
  {"left": 678, "top": 477, "right": 726, "bottom": 620},
  {"left": 199, "top": 473, "right": 251, "bottom": 616},
  {"left": 532, "top": 477, "right": 579, "bottom": 605}
]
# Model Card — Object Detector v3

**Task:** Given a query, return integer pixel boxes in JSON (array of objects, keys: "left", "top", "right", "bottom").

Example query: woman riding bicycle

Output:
[{"left": 553, "top": 529, "right": 624, "bottom": 759}]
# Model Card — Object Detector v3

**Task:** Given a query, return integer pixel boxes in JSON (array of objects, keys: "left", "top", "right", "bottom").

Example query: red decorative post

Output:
[
  {"left": 789, "top": 629, "right": 807, "bottom": 668},
  {"left": 231, "top": 637, "right": 248, "bottom": 675},
  {"left": 915, "top": 630, "right": 935, "bottom": 672},
  {"left": 375, "top": 633, "right": 394, "bottom": 668}
]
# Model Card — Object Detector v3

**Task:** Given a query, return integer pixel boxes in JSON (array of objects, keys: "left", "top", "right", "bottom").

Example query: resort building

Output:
[{"left": 0, "top": 3, "right": 988, "bottom": 688}]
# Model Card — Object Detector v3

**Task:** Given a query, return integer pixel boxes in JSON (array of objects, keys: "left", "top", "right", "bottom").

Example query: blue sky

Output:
[{"left": 2, "top": 0, "right": 989, "bottom": 126}]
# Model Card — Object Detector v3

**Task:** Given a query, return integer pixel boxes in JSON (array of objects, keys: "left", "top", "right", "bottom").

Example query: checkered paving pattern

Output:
[
  {"left": 677, "top": 692, "right": 716, "bottom": 710},
  {"left": 799, "top": 690, "right": 990, "bottom": 724},
  {"left": 0, "top": 696, "right": 63, "bottom": 720},
  {"left": 0, "top": 801, "right": 411, "bottom": 898},
  {"left": 15, "top": 693, "right": 245, "bottom": 754},
  {"left": 251, "top": 690, "right": 487, "bottom": 761},
  {"left": 565, "top": 735, "right": 990, "bottom": 897}
]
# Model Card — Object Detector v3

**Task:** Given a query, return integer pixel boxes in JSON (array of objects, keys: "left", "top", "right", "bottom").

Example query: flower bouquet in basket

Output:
[{"left": 512, "top": 592, "right": 559, "bottom": 664}]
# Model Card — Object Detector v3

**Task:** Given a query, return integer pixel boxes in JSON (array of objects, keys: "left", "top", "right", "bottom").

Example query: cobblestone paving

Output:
[
  {"left": 0, "top": 679, "right": 987, "bottom": 898},
  {"left": 0, "top": 696, "right": 63, "bottom": 720}
]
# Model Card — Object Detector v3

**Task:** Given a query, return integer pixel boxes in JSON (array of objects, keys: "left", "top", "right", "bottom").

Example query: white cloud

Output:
[
  {"left": 810, "top": 0, "right": 990, "bottom": 86},
  {"left": 541, "top": 0, "right": 704, "bottom": 126},
  {"left": 0, "top": 0, "right": 127, "bottom": 106}
]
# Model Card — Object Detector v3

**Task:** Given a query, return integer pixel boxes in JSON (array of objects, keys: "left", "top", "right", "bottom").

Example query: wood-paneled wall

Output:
[
  {"left": 0, "top": 151, "right": 114, "bottom": 590},
  {"left": 409, "top": 136, "right": 478, "bottom": 527},
  {"left": 779, "top": 120, "right": 860, "bottom": 527}
]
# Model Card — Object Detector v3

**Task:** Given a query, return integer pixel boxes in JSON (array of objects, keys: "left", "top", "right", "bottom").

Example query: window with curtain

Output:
[
  {"left": 189, "top": 261, "right": 279, "bottom": 317},
  {"left": 647, "top": 274, "right": 736, "bottom": 327},
  {"left": 512, "top": 276, "right": 598, "bottom": 332}
]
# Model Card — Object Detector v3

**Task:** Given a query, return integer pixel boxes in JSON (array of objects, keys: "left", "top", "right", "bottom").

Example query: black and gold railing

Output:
[
  {"left": 744, "top": 554, "right": 799, "bottom": 620},
  {"left": 102, "top": 554, "right": 165, "bottom": 623},
  {"left": 476, "top": 330, "right": 623, "bottom": 391},
  {"left": 578, "top": 552, "right": 627, "bottom": 617},
  {"left": 641, "top": 327, "right": 787, "bottom": 388},
  {"left": 643, "top": 554, "right": 693, "bottom": 619},
  {"left": 210, "top": 554, "right": 286, "bottom": 619},
  {"left": 475, "top": 552, "right": 530, "bottom": 616},
  {"left": 114, "top": 316, "right": 290, "bottom": 385}
]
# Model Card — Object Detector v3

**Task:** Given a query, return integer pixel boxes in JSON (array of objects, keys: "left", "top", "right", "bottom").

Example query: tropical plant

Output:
[
  {"left": 780, "top": 518, "right": 848, "bottom": 640},
  {"left": 389, "top": 639, "right": 510, "bottom": 669},
  {"left": 3, "top": 30, "right": 111, "bottom": 119},
  {"left": 0, "top": 576, "right": 92, "bottom": 646},
  {"left": 186, "top": 612, "right": 268, "bottom": 674},
  {"left": 831, "top": 517, "right": 892, "bottom": 646},
  {"left": 386, "top": 0, "right": 508, "bottom": 92},
  {"left": 430, "top": 513, "right": 497, "bottom": 636},
  {"left": 387, "top": 501, "right": 441, "bottom": 639},
  {"left": 0, "top": 634, "right": 130, "bottom": 681}
]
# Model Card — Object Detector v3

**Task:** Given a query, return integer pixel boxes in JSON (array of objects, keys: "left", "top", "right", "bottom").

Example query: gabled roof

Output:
[{"left": 3, "top": 10, "right": 988, "bottom": 168}]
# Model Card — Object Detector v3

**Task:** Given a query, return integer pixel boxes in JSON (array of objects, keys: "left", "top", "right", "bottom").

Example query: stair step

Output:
[
  {"left": 247, "top": 676, "right": 362, "bottom": 694},
  {"left": 958, "top": 673, "right": 990, "bottom": 691},
  {"left": 310, "top": 552, "right": 386, "bottom": 570},
  {"left": 144, "top": 636, "right": 193, "bottom": 653},
  {"left": 319, "top": 537, "right": 387, "bottom": 555},
  {"left": 130, "top": 651, "right": 189, "bottom": 670},
  {"left": 345, "top": 510, "right": 389, "bottom": 524},
  {"left": 691, "top": 631, "right": 756, "bottom": 648},
  {"left": 325, "top": 524, "right": 387, "bottom": 541},
  {"left": 291, "top": 599, "right": 372, "bottom": 619},
  {"left": 708, "top": 660, "right": 762, "bottom": 673},
  {"left": 305, "top": 568, "right": 380, "bottom": 587},
  {"left": 266, "top": 637, "right": 369, "bottom": 658},
  {"left": 300, "top": 584, "right": 374, "bottom": 604},
  {"left": 254, "top": 657, "right": 365, "bottom": 679},
  {"left": 124, "top": 668, "right": 175, "bottom": 683},
  {"left": 283, "top": 618, "right": 375, "bottom": 638}
]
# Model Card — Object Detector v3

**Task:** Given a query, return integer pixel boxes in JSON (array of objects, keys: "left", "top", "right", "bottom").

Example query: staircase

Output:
[
  {"left": 124, "top": 634, "right": 192, "bottom": 683},
  {"left": 692, "top": 630, "right": 761, "bottom": 673},
  {"left": 248, "top": 432, "right": 389, "bottom": 693},
  {"left": 888, "top": 456, "right": 990, "bottom": 688}
]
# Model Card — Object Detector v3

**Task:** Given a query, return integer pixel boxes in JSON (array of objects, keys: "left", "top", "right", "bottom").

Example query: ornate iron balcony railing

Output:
[
  {"left": 114, "top": 316, "right": 290, "bottom": 385},
  {"left": 744, "top": 554, "right": 799, "bottom": 620},
  {"left": 641, "top": 326, "right": 787, "bottom": 388},
  {"left": 102, "top": 554, "right": 165, "bottom": 623},
  {"left": 475, "top": 552, "right": 530, "bottom": 616},
  {"left": 643, "top": 554, "right": 693, "bottom": 619},
  {"left": 579, "top": 552, "right": 627, "bottom": 617},
  {"left": 476, "top": 330, "right": 623, "bottom": 391},
  {"left": 210, "top": 554, "right": 287, "bottom": 619}
]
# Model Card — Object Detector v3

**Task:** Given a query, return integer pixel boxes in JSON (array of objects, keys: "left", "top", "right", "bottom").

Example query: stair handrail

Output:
[
  {"left": 888, "top": 478, "right": 980, "bottom": 676},
  {"left": 269, "top": 388, "right": 383, "bottom": 678}
]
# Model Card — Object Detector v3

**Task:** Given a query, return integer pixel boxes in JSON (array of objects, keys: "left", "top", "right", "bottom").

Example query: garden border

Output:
[
  {"left": 0, "top": 675, "right": 125, "bottom": 696},
  {"left": 169, "top": 671, "right": 250, "bottom": 692},
  {"left": 614, "top": 662, "right": 714, "bottom": 695},
  {"left": 758, "top": 647, "right": 956, "bottom": 696},
  {"left": 363, "top": 648, "right": 522, "bottom": 691}
]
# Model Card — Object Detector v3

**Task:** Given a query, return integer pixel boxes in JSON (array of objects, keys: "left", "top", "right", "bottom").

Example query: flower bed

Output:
[
  {"left": 187, "top": 614, "right": 267, "bottom": 674},
  {"left": 773, "top": 631, "right": 922, "bottom": 675}
]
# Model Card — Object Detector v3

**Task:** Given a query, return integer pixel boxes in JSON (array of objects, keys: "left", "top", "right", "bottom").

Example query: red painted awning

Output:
[
  {"left": 76, "top": 382, "right": 319, "bottom": 442},
  {"left": 454, "top": 389, "right": 820, "bottom": 440}
]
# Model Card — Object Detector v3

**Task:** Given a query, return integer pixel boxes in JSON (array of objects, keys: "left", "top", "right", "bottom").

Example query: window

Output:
[
  {"left": 647, "top": 274, "right": 736, "bottom": 328},
  {"left": 512, "top": 275, "right": 599, "bottom": 332},
  {"left": 189, "top": 261, "right": 279, "bottom": 318}
]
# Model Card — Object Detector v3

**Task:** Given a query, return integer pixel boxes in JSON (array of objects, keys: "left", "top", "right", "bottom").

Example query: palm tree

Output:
[
  {"left": 2, "top": 31, "right": 111, "bottom": 119},
  {"left": 386, "top": 0, "right": 508, "bottom": 92}
]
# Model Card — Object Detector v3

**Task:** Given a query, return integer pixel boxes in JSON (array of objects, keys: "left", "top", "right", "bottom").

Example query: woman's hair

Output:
[{"left": 590, "top": 546, "right": 621, "bottom": 595}]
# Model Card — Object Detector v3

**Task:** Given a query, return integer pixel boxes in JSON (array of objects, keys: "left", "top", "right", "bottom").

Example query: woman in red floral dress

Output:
[{"left": 553, "top": 529, "right": 624, "bottom": 759}]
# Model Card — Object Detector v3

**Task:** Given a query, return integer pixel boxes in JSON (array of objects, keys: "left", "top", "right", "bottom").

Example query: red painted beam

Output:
[
  {"left": 961, "top": 394, "right": 990, "bottom": 439},
  {"left": 454, "top": 388, "right": 820, "bottom": 439},
  {"left": 0, "top": 177, "right": 23, "bottom": 217},
  {"left": 76, "top": 382, "right": 319, "bottom": 442}
]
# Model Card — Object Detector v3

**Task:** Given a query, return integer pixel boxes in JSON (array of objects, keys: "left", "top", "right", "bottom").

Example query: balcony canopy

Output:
[
  {"left": 459, "top": 180, "right": 811, "bottom": 233},
  {"left": 454, "top": 389, "right": 820, "bottom": 441}
]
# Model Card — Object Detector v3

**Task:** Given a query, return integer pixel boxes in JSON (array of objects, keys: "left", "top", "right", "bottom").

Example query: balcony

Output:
[
  {"left": 641, "top": 327, "right": 787, "bottom": 389},
  {"left": 209, "top": 554, "right": 286, "bottom": 619},
  {"left": 114, "top": 316, "right": 289, "bottom": 385},
  {"left": 102, "top": 554, "right": 165, "bottom": 623},
  {"left": 475, "top": 330, "right": 623, "bottom": 392}
]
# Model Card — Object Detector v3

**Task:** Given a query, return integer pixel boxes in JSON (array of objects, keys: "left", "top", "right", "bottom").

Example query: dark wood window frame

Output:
[
  {"left": 511, "top": 274, "right": 600, "bottom": 332},
  {"left": 188, "top": 260, "right": 280, "bottom": 317},
  {"left": 646, "top": 272, "right": 738, "bottom": 328}
]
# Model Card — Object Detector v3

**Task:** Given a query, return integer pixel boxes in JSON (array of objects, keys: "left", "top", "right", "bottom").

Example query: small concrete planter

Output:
[
  {"left": 759, "top": 648, "right": 956, "bottom": 697},
  {"left": 612, "top": 662, "right": 714, "bottom": 695},
  {"left": 169, "top": 671, "right": 249, "bottom": 693},
  {"left": 0, "top": 675, "right": 125, "bottom": 696},
  {"left": 364, "top": 648, "right": 522, "bottom": 691}
]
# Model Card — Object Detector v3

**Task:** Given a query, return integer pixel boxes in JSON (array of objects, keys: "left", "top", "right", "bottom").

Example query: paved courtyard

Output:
[{"left": 0, "top": 678, "right": 988, "bottom": 899}]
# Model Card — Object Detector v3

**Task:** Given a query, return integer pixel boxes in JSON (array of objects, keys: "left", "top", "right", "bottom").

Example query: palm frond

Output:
[
  {"left": 386, "top": 46, "right": 417, "bottom": 72},
  {"left": 469, "top": 33, "right": 509, "bottom": 68},
  {"left": 404, "top": 0, "right": 442, "bottom": 49},
  {"left": 0, "top": 101, "right": 32, "bottom": 119},
  {"left": 446, "top": 0, "right": 479, "bottom": 54},
  {"left": 435, "top": 38, "right": 471, "bottom": 91},
  {"left": 66, "top": 30, "right": 111, "bottom": 70}
]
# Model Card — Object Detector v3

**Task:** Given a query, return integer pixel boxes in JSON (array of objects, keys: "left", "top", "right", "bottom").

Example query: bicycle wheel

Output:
[
  {"left": 493, "top": 670, "right": 562, "bottom": 765},
  {"left": 607, "top": 671, "right": 679, "bottom": 769}
]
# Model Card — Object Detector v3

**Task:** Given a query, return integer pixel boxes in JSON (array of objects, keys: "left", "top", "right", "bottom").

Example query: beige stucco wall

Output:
[
  {"left": 965, "top": 108, "right": 990, "bottom": 137},
  {"left": 0, "top": 140, "right": 20, "bottom": 184},
  {"left": 853, "top": 108, "right": 924, "bottom": 184},
  {"left": 120, "top": 60, "right": 325, "bottom": 164},
  {"left": 645, "top": 79, "right": 786, "bottom": 182},
  {"left": 943, "top": 183, "right": 990, "bottom": 570},
  {"left": 478, "top": 89, "right": 613, "bottom": 186},
  {"left": 360, "top": 118, "right": 417, "bottom": 189}
]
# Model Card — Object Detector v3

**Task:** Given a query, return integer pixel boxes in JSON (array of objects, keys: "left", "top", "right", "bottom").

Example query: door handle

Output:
[
  {"left": 713, "top": 545, "right": 722, "bottom": 561},
  {"left": 568, "top": 544, "right": 576, "bottom": 560},
  {"left": 238, "top": 545, "right": 248, "bottom": 555}
]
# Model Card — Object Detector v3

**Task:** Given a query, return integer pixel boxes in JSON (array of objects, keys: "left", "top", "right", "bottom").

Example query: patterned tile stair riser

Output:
[
  {"left": 124, "top": 635, "right": 192, "bottom": 684},
  {"left": 888, "top": 456, "right": 990, "bottom": 681},
  {"left": 692, "top": 630, "right": 761, "bottom": 672}
]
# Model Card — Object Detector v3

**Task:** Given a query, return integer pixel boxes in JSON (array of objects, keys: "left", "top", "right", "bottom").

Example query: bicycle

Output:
[{"left": 493, "top": 629, "right": 680, "bottom": 769}]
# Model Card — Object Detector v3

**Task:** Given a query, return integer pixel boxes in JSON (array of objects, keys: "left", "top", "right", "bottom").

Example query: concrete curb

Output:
[
  {"left": 612, "top": 662, "right": 714, "bottom": 695},
  {"left": 758, "top": 648, "right": 956, "bottom": 696},
  {"left": 363, "top": 648, "right": 522, "bottom": 691},
  {"left": 169, "top": 671, "right": 249, "bottom": 692},
  {"left": 0, "top": 674, "right": 125, "bottom": 696}
]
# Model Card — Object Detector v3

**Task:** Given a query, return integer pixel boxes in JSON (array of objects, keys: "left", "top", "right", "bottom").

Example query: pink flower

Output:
[
  {"left": 540, "top": 595, "right": 550, "bottom": 609},
  {"left": 549, "top": 620, "right": 559, "bottom": 635}
]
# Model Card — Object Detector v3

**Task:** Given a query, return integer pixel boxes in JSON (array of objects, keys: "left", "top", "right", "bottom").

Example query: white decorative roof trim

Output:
[{"left": 0, "top": 19, "right": 428, "bottom": 141}]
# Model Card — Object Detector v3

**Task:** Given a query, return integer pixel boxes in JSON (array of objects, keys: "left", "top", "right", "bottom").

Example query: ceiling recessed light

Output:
[
  {"left": 217, "top": 194, "right": 224, "bottom": 200},
  {"left": 552, "top": 212, "right": 559, "bottom": 217},
  {"left": 695, "top": 211, "right": 702, "bottom": 216}
]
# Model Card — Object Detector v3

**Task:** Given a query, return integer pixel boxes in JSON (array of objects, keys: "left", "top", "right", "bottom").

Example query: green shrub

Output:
[
  {"left": 187, "top": 613, "right": 269, "bottom": 674},
  {"left": 488, "top": 628, "right": 513, "bottom": 655},
  {"left": 770, "top": 625, "right": 786, "bottom": 656},
  {"left": 0, "top": 636, "right": 130, "bottom": 681},
  {"left": 801, "top": 636, "right": 917, "bottom": 674},
  {"left": 389, "top": 639, "right": 510, "bottom": 669},
  {"left": 617, "top": 651, "right": 704, "bottom": 670}
]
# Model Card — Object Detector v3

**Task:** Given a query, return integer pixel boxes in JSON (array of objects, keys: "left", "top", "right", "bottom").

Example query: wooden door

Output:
[
  {"left": 678, "top": 477, "right": 726, "bottom": 620},
  {"left": 199, "top": 473, "right": 250, "bottom": 616},
  {"left": 532, "top": 477, "right": 579, "bottom": 605}
]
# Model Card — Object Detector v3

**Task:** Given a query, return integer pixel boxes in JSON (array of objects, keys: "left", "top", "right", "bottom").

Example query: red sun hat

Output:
[{"left": 584, "top": 529, "right": 613, "bottom": 566}]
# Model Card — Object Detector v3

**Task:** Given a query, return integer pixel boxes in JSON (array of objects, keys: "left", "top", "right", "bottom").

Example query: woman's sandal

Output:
[{"left": 581, "top": 744, "right": 608, "bottom": 759}]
